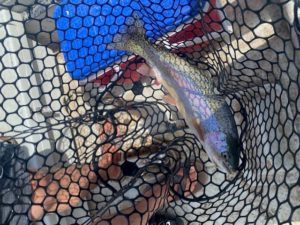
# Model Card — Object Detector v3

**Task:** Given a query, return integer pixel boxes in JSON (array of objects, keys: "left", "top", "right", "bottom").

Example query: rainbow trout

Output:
[{"left": 109, "top": 25, "right": 240, "bottom": 174}]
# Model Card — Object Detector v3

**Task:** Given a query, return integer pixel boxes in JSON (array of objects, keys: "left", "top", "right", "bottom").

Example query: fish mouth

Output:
[
  {"left": 204, "top": 143, "right": 236, "bottom": 174},
  {"left": 221, "top": 160, "right": 237, "bottom": 174},
  {"left": 203, "top": 132, "right": 239, "bottom": 174},
  {"left": 212, "top": 156, "right": 234, "bottom": 174}
]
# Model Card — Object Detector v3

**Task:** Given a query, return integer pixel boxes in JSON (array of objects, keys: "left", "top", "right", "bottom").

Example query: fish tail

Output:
[{"left": 107, "top": 13, "right": 147, "bottom": 56}]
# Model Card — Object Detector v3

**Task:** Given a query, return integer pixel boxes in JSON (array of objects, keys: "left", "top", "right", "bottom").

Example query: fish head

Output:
[{"left": 204, "top": 131, "right": 239, "bottom": 174}]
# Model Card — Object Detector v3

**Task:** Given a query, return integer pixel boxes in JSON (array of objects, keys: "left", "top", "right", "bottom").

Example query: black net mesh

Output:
[{"left": 0, "top": 0, "right": 299, "bottom": 224}]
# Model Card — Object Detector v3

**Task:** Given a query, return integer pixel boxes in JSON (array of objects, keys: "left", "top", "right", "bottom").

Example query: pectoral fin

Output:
[
  {"left": 162, "top": 94, "right": 177, "bottom": 106},
  {"left": 190, "top": 118, "right": 205, "bottom": 142}
]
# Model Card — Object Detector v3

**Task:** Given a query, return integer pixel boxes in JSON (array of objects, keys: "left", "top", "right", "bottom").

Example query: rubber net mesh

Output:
[{"left": 0, "top": 0, "right": 299, "bottom": 225}]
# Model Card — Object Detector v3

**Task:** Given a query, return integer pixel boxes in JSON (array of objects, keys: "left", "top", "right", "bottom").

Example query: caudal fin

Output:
[{"left": 107, "top": 13, "right": 146, "bottom": 54}]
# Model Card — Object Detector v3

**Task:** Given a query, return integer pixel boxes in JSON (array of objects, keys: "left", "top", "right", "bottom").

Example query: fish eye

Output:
[{"left": 222, "top": 152, "right": 228, "bottom": 160}]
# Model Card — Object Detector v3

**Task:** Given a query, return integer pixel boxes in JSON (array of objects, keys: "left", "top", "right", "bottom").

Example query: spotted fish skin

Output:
[{"left": 110, "top": 25, "right": 240, "bottom": 173}]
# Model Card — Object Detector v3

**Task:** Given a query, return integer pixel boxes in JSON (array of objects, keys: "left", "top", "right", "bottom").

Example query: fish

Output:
[{"left": 108, "top": 21, "right": 240, "bottom": 174}]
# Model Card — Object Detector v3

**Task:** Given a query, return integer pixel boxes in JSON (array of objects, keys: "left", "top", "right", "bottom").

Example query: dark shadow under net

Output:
[{"left": 0, "top": 0, "right": 299, "bottom": 225}]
